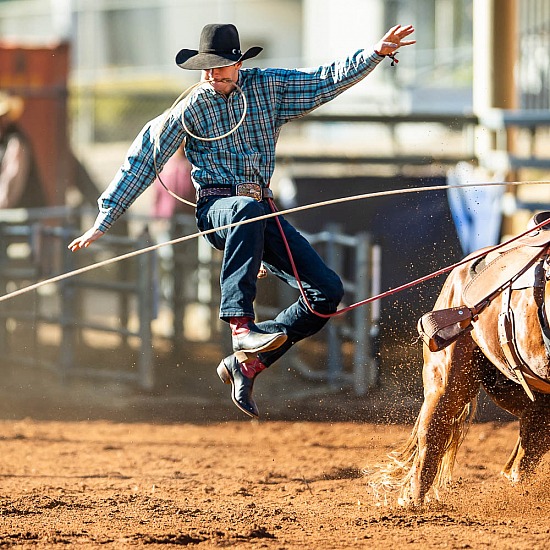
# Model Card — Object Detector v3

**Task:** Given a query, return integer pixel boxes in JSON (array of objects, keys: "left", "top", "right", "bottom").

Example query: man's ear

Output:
[{"left": 235, "top": 62, "right": 243, "bottom": 70}]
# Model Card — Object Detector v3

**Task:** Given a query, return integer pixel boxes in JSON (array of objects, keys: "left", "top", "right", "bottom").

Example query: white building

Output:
[
  {"left": 0, "top": 0, "right": 476, "bottom": 189},
  {"left": 0, "top": 0, "right": 474, "bottom": 110}
]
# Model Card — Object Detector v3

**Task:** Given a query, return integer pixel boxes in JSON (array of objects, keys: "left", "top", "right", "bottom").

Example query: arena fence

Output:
[
  {"left": 0, "top": 208, "right": 156, "bottom": 389},
  {"left": 0, "top": 207, "right": 379, "bottom": 395}
]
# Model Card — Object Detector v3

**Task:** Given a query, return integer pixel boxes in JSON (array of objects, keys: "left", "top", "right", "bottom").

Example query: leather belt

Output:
[{"left": 197, "top": 183, "right": 273, "bottom": 202}]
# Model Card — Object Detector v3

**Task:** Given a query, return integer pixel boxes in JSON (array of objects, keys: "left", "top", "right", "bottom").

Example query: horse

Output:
[{"left": 366, "top": 212, "right": 550, "bottom": 506}]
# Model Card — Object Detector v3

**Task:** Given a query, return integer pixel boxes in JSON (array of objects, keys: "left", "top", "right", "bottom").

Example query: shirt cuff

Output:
[{"left": 94, "top": 215, "right": 112, "bottom": 234}]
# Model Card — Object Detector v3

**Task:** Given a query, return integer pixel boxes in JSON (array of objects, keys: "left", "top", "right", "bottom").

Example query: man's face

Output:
[{"left": 202, "top": 62, "right": 242, "bottom": 95}]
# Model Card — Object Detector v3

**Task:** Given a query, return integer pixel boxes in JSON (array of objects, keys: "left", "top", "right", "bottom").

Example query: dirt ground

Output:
[
  {"left": 0, "top": 418, "right": 549, "bottom": 549},
  {"left": 0, "top": 356, "right": 549, "bottom": 549}
]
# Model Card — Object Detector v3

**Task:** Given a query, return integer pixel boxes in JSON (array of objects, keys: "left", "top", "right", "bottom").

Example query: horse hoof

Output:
[{"left": 501, "top": 468, "right": 524, "bottom": 483}]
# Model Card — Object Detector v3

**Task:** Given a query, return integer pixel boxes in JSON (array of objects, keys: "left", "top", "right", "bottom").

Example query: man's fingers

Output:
[
  {"left": 68, "top": 239, "right": 80, "bottom": 251},
  {"left": 68, "top": 239, "right": 85, "bottom": 252},
  {"left": 379, "top": 25, "right": 415, "bottom": 53},
  {"left": 393, "top": 25, "right": 415, "bottom": 40},
  {"left": 68, "top": 228, "right": 104, "bottom": 252},
  {"left": 69, "top": 239, "right": 92, "bottom": 252}
]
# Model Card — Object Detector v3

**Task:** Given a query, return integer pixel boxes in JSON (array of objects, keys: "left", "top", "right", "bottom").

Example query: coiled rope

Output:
[{"left": 152, "top": 78, "right": 246, "bottom": 208}]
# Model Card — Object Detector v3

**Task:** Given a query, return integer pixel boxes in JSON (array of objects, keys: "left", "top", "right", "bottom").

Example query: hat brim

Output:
[{"left": 176, "top": 46, "right": 262, "bottom": 70}]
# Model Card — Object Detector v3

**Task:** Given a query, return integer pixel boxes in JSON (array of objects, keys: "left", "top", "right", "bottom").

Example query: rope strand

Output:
[
  {"left": 268, "top": 196, "right": 550, "bottom": 318},
  {"left": 1, "top": 179, "right": 549, "bottom": 305}
]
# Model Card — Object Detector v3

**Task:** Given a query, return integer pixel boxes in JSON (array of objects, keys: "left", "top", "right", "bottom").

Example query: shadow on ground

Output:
[{"left": 0, "top": 335, "right": 513, "bottom": 425}]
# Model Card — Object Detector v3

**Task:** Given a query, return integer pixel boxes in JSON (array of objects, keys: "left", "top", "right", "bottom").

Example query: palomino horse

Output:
[{"left": 367, "top": 212, "right": 550, "bottom": 506}]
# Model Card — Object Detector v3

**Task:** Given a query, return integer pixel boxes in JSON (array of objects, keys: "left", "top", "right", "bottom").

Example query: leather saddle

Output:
[
  {"left": 418, "top": 211, "right": 550, "bottom": 399},
  {"left": 463, "top": 211, "right": 550, "bottom": 309}
]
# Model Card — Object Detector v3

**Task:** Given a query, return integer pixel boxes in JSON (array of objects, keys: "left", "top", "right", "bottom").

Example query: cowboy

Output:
[
  {"left": 0, "top": 93, "right": 46, "bottom": 209},
  {"left": 68, "top": 23, "right": 415, "bottom": 418}
]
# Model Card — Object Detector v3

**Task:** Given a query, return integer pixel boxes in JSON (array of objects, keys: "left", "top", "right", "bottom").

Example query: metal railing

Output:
[
  {"left": 0, "top": 215, "right": 156, "bottom": 390},
  {"left": 0, "top": 207, "right": 380, "bottom": 396},
  {"left": 286, "top": 225, "right": 381, "bottom": 396}
]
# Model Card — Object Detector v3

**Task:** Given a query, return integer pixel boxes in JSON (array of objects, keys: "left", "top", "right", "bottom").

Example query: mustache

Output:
[{"left": 205, "top": 77, "right": 235, "bottom": 84}]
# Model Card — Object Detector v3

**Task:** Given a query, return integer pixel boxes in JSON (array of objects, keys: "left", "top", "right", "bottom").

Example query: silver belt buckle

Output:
[{"left": 235, "top": 183, "right": 262, "bottom": 201}]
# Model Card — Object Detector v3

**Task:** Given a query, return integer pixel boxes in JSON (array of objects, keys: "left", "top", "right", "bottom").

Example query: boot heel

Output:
[{"left": 216, "top": 362, "right": 232, "bottom": 385}]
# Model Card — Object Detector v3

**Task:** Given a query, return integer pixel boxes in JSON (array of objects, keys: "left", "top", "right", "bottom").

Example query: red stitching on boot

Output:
[
  {"left": 240, "top": 357, "right": 266, "bottom": 379},
  {"left": 230, "top": 316, "right": 253, "bottom": 336}
]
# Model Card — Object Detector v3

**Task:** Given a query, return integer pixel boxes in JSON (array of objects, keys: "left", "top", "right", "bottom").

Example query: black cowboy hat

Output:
[{"left": 176, "top": 23, "right": 262, "bottom": 70}]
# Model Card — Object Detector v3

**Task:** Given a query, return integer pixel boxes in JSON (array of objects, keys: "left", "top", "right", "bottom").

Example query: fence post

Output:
[
  {"left": 59, "top": 226, "right": 77, "bottom": 383},
  {"left": 171, "top": 217, "right": 186, "bottom": 353},
  {"left": 325, "top": 223, "right": 343, "bottom": 387},
  {"left": 137, "top": 227, "right": 154, "bottom": 390},
  {"left": 367, "top": 244, "right": 382, "bottom": 389},
  {"left": 353, "top": 232, "right": 371, "bottom": 396},
  {"left": 0, "top": 223, "right": 8, "bottom": 356}
]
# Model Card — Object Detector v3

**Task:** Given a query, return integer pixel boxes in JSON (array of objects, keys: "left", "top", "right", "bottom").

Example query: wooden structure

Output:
[{"left": 0, "top": 41, "right": 71, "bottom": 206}]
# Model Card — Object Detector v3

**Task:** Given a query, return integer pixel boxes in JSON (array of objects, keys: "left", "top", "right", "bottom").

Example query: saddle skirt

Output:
[
  {"left": 463, "top": 211, "right": 550, "bottom": 309},
  {"left": 463, "top": 245, "right": 549, "bottom": 308}
]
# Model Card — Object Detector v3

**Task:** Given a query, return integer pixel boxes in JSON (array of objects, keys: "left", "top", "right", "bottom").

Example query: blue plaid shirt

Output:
[{"left": 95, "top": 50, "right": 384, "bottom": 231}]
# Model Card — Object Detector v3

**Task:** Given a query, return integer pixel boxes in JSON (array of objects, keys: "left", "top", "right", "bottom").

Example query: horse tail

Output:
[
  {"left": 364, "top": 399, "right": 477, "bottom": 505},
  {"left": 363, "top": 415, "right": 423, "bottom": 505},
  {"left": 431, "top": 398, "right": 477, "bottom": 498}
]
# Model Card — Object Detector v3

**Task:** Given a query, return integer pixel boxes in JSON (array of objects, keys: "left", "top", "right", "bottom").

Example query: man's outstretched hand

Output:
[
  {"left": 68, "top": 227, "right": 104, "bottom": 252},
  {"left": 374, "top": 24, "right": 416, "bottom": 56}
]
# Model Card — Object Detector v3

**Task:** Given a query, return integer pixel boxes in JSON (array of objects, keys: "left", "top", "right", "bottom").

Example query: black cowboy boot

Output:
[
  {"left": 231, "top": 320, "right": 287, "bottom": 354},
  {"left": 217, "top": 353, "right": 266, "bottom": 418}
]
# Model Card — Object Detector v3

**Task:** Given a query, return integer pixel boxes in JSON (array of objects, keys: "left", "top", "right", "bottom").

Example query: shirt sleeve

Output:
[
  {"left": 274, "top": 50, "right": 384, "bottom": 124},
  {"left": 94, "top": 107, "right": 186, "bottom": 232}
]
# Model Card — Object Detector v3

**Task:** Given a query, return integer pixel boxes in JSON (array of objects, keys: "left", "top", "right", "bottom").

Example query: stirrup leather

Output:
[{"left": 497, "top": 286, "right": 536, "bottom": 401}]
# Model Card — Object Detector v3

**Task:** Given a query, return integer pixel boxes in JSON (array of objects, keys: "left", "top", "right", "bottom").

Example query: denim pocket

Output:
[{"left": 196, "top": 207, "right": 222, "bottom": 250}]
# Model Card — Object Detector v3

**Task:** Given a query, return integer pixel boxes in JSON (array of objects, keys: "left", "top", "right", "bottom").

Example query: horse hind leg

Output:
[
  {"left": 502, "top": 437, "right": 524, "bottom": 482},
  {"left": 368, "top": 336, "right": 480, "bottom": 506},
  {"left": 408, "top": 334, "right": 487, "bottom": 503},
  {"left": 479, "top": 364, "right": 543, "bottom": 482},
  {"left": 501, "top": 396, "right": 550, "bottom": 482}
]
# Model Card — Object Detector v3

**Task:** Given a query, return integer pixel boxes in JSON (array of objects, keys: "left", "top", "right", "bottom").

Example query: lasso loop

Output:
[
  {"left": 152, "top": 79, "right": 247, "bottom": 208},
  {"left": 181, "top": 80, "right": 247, "bottom": 142}
]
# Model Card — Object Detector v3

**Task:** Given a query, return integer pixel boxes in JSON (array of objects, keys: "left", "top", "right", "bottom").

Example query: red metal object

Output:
[{"left": 0, "top": 41, "right": 71, "bottom": 206}]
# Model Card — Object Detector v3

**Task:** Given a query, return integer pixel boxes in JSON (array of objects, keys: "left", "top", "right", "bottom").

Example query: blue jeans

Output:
[{"left": 196, "top": 196, "right": 344, "bottom": 367}]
